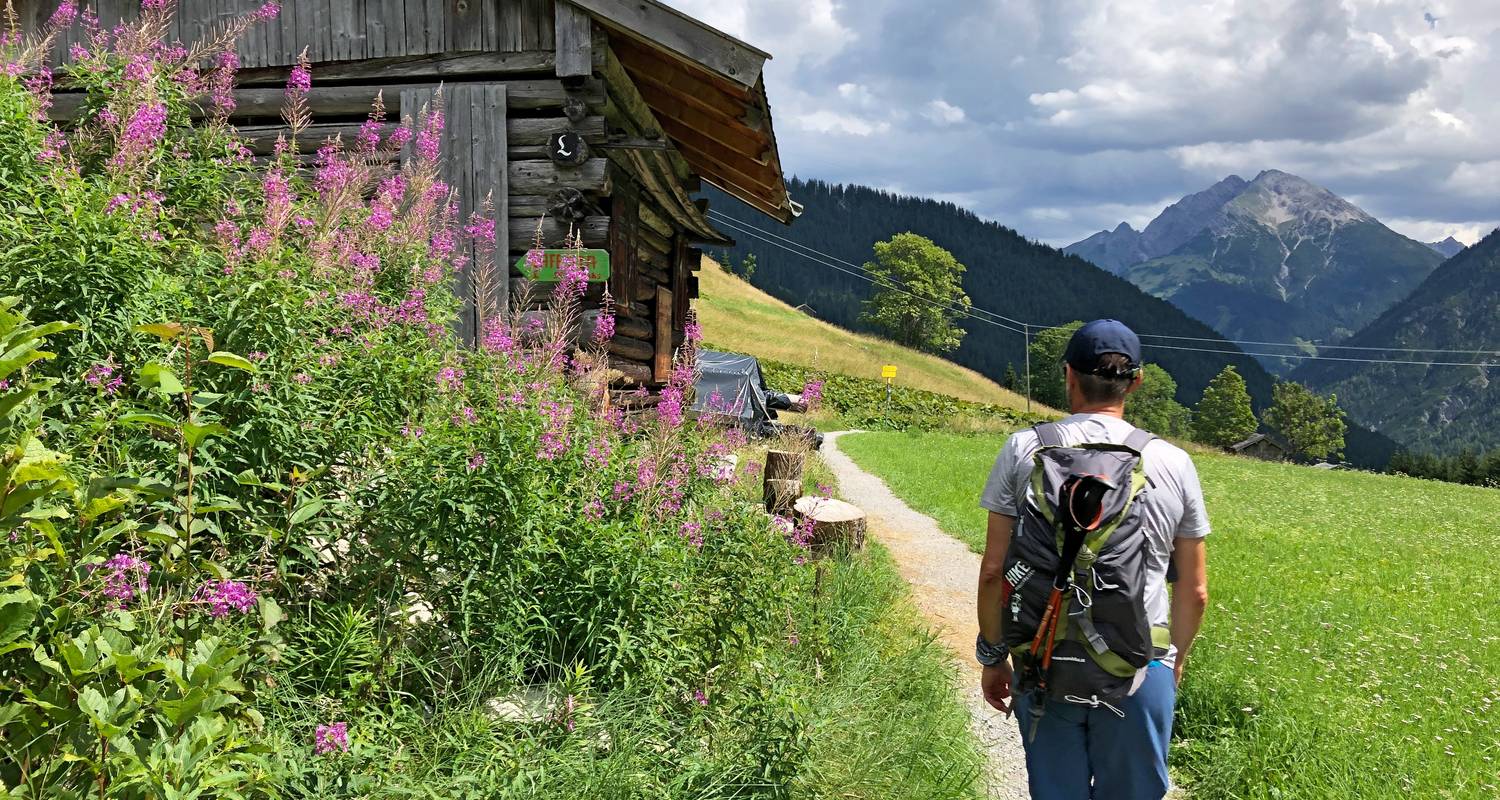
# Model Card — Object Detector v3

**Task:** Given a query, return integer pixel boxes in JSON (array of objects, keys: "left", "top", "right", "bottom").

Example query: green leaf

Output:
[
  {"left": 119, "top": 411, "right": 178, "bottom": 430},
  {"left": 206, "top": 352, "right": 257, "bottom": 372},
  {"left": 258, "top": 597, "right": 284, "bottom": 631},
  {"left": 134, "top": 322, "right": 185, "bottom": 342},
  {"left": 182, "top": 422, "right": 229, "bottom": 449},
  {"left": 0, "top": 590, "right": 38, "bottom": 648},
  {"left": 139, "top": 361, "right": 186, "bottom": 395},
  {"left": 288, "top": 499, "right": 324, "bottom": 527}
]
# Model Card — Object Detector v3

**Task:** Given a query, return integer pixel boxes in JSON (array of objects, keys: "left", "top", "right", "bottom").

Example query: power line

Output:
[
  {"left": 707, "top": 213, "right": 1029, "bottom": 336},
  {"left": 1137, "top": 332, "right": 1499, "bottom": 356},
  {"left": 710, "top": 211, "right": 1498, "bottom": 368},
  {"left": 1140, "top": 342, "right": 1494, "bottom": 368},
  {"left": 707, "top": 210, "right": 1034, "bottom": 331}
]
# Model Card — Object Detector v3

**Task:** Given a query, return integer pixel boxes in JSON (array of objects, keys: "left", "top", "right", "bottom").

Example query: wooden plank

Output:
[
  {"left": 638, "top": 202, "right": 675, "bottom": 239},
  {"left": 499, "top": 0, "right": 524, "bottom": 51},
  {"left": 446, "top": 0, "right": 484, "bottom": 51},
  {"left": 509, "top": 216, "right": 610, "bottom": 249},
  {"left": 563, "top": 0, "right": 767, "bottom": 89},
  {"left": 607, "top": 335, "right": 654, "bottom": 363},
  {"left": 632, "top": 78, "right": 768, "bottom": 155},
  {"left": 507, "top": 115, "right": 605, "bottom": 145},
  {"left": 235, "top": 50, "right": 556, "bottom": 85},
  {"left": 509, "top": 159, "right": 609, "bottom": 194},
  {"left": 221, "top": 78, "right": 595, "bottom": 121},
  {"left": 653, "top": 286, "right": 674, "bottom": 383},
  {"left": 482, "top": 83, "right": 509, "bottom": 330},
  {"left": 555, "top": 1, "right": 593, "bottom": 78},
  {"left": 451, "top": 85, "right": 477, "bottom": 342}
]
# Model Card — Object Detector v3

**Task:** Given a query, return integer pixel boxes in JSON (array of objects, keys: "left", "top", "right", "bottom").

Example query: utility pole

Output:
[{"left": 1024, "top": 324, "right": 1032, "bottom": 413}]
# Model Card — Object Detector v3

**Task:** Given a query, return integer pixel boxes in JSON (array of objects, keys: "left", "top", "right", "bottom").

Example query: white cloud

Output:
[
  {"left": 924, "top": 99, "right": 967, "bottom": 125},
  {"left": 794, "top": 110, "right": 891, "bottom": 137},
  {"left": 1382, "top": 218, "right": 1498, "bottom": 246}
]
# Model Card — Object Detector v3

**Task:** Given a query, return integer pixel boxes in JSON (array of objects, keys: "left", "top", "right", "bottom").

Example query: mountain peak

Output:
[
  {"left": 1426, "top": 236, "right": 1466, "bottom": 258},
  {"left": 1113, "top": 221, "right": 1136, "bottom": 234},
  {"left": 1230, "top": 169, "right": 1374, "bottom": 229}
]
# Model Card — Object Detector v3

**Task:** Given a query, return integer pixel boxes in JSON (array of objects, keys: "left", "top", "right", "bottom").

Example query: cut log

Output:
[
  {"left": 763, "top": 478, "right": 800, "bottom": 517},
  {"left": 765, "top": 450, "right": 805, "bottom": 483},
  {"left": 793, "top": 496, "right": 867, "bottom": 555}
]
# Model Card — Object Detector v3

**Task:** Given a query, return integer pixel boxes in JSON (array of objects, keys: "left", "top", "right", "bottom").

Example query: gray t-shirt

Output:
[{"left": 979, "top": 414, "right": 1210, "bottom": 666}]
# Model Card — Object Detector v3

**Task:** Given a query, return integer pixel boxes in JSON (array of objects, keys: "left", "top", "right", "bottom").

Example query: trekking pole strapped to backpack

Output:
[{"left": 999, "top": 423, "right": 1171, "bottom": 737}]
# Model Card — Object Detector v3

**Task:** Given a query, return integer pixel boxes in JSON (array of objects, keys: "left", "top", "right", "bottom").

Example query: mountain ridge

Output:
[{"left": 1067, "top": 170, "right": 1444, "bottom": 373}]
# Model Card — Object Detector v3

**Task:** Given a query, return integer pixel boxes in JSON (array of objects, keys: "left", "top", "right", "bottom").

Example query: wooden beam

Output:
[
  {"left": 638, "top": 203, "right": 675, "bottom": 238},
  {"left": 555, "top": 2, "right": 594, "bottom": 78},
  {"left": 508, "top": 216, "right": 610, "bottom": 250},
  {"left": 509, "top": 159, "right": 610, "bottom": 194},
  {"left": 632, "top": 79, "right": 769, "bottom": 155},
  {"left": 563, "top": 0, "right": 767, "bottom": 89},
  {"left": 654, "top": 286, "right": 675, "bottom": 382},
  {"left": 233, "top": 51, "right": 557, "bottom": 87},
  {"left": 509, "top": 115, "right": 606, "bottom": 146}
]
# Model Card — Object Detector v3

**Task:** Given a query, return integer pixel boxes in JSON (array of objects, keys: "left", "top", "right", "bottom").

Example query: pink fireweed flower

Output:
[
  {"left": 246, "top": 227, "right": 274, "bottom": 252},
  {"left": 385, "top": 125, "right": 412, "bottom": 150},
  {"left": 693, "top": 689, "right": 709, "bottom": 707},
  {"left": 401, "top": 423, "right": 425, "bottom": 439},
  {"left": 318, "top": 353, "right": 340, "bottom": 368},
  {"left": 286, "top": 61, "right": 311, "bottom": 96},
  {"left": 294, "top": 372, "right": 311, "bottom": 385},
  {"left": 415, "top": 109, "right": 444, "bottom": 161},
  {"left": 537, "top": 401, "right": 573, "bottom": 460},
  {"left": 254, "top": 1, "right": 280, "bottom": 21},
  {"left": 679, "top": 521, "right": 704, "bottom": 549},
  {"left": 314, "top": 722, "right": 349, "bottom": 755},
  {"left": 111, "top": 102, "right": 168, "bottom": 168},
  {"left": 48, "top": 0, "right": 78, "bottom": 27},
  {"left": 194, "top": 580, "right": 257, "bottom": 618},
  {"left": 208, "top": 51, "right": 238, "bottom": 116},
  {"left": 248, "top": 351, "right": 268, "bottom": 362},
  {"left": 87, "top": 553, "right": 150, "bottom": 609},
  {"left": 583, "top": 499, "right": 604, "bottom": 521},
  {"left": 467, "top": 452, "right": 486, "bottom": 471},
  {"left": 83, "top": 359, "right": 124, "bottom": 395},
  {"left": 142, "top": 0, "right": 170, "bottom": 9},
  {"left": 435, "top": 366, "right": 464, "bottom": 393},
  {"left": 37, "top": 130, "right": 66, "bottom": 162},
  {"left": 801, "top": 379, "right": 825, "bottom": 411},
  {"left": 584, "top": 435, "right": 611, "bottom": 468},
  {"left": 657, "top": 385, "right": 685, "bottom": 428},
  {"left": 525, "top": 249, "right": 544, "bottom": 272},
  {"left": 612, "top": 481, "right": 634, "bottom": 502},
  {"left": 123, "top": 54, "right": 152, "bottom": 83}
]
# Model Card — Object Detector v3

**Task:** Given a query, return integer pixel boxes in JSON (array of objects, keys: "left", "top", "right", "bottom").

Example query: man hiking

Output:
[{"left": 974, "top": 319, "right": 1210, "bottom": 799}]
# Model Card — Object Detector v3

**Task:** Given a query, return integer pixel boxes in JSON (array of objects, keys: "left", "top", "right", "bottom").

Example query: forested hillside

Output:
[
  {"left": 706, "top": 178, "right": 1275, "bottom": 407},
  {"left": 1295, "top": 228, "right": 1500, "bottom": 454},
  {"left": 707, "top": 178, "right": 1399, "bottom": 468}
]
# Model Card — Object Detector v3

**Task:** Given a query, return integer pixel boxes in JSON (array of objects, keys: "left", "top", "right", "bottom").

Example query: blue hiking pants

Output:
[{"left": 1012, "top": 662, "right": 1176, "bottom": 800}]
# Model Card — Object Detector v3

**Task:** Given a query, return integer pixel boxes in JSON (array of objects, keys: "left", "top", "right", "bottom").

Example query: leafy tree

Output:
[
  {"left": 1126, "top": 364, "right": 1191, "bottom": 437},
  {"left": 1193, "top": 366, "right": 1258, "bottom": 447},
  {"left": 1262, "top": 381, "right": 1347, "bottom": 460},
  {"left": 1001, "top": 363, "right": 1019, "bottom": 391},
  {"left": 859, "top": 232, "right": 971, "bottom": 355},
  {"left": 1026, "top": 321, "right": 1083, "bottom": 409},
  {"left": 739, "top": 253, "right": 757, "bottom": 280}
]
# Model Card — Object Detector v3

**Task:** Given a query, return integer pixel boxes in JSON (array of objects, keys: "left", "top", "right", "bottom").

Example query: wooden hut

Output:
[
  {"left": 21, "top": 0, "right": 797, "bottom": 385},
  {"left": 1229, "top": 433, "right": 1288, "bottom": 462}
]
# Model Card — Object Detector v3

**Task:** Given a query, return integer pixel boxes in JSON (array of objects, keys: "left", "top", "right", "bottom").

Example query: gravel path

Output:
[{"left": 822, "top": 432, "right": 1029, "bottom": 800}]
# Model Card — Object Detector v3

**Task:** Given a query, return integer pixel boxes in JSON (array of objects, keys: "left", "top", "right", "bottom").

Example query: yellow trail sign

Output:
[{"left": 881, "top": 365, "right": 898, "bottom": 380}]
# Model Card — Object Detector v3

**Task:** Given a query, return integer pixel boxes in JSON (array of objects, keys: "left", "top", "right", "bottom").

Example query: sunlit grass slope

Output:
[
  {"left": 698, "top": 258, "right": 1048, "bottom": 413},
  {"left": 838, "top": 430, "right": 1500, "bottom": 799}
]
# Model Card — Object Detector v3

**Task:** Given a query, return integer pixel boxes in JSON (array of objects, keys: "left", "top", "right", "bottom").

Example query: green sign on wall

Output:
[{"left": 515, "top": 249, "right": 611, "bottom": 282}]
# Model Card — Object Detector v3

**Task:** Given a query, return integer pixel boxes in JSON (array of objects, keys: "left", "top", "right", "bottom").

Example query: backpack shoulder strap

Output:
[
  {"left": 1123, "top": 428, "right": 1157, "bottom": 455},
  {"left": 1034, "top": 422, "right": 1066, "bottom": 449}
]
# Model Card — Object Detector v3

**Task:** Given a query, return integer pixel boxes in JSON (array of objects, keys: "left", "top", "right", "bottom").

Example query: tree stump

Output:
[
  {"left": 763, "top": 479, "right": 800, "bottom": 516},
  {"left": 764, "top": 450, "right": 805, "bottom": 483},
  {"left": 763, "top": 449, "right": 805, "bottom": 516},
  {"left": 794, "top": 496, "right": 867, "bottom": 555}
]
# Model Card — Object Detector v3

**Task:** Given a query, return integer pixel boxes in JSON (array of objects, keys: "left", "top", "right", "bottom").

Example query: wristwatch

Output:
[{"left": 975, "top": 633, "right": 1008, "bottom": 667}]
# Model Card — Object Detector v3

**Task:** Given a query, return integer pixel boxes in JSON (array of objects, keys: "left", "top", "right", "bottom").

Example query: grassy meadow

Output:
[
  {"left": 839, "top": 430, "right": 1500, "bottom": 799},
  {"left": 697, "top": 258, "right": 1050, "bottom": 413}
]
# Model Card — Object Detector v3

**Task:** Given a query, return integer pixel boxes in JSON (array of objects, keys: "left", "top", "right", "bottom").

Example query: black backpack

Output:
[{"left": 1000, "top": 422, "right": 1170, "bottom": 721}]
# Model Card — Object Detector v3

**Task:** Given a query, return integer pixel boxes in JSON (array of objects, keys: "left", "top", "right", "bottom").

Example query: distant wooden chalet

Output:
[
  {"left": 21, "top": 0, "right": 797, "bottom": 385},
  {"left": 1229, "top": 433, "right": 1288, "bottom": 462}
]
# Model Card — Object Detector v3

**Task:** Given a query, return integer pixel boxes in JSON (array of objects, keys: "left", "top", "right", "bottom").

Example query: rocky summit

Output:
[{"left": 1067, "top": 170, "right": 1444, "bottom": 373}]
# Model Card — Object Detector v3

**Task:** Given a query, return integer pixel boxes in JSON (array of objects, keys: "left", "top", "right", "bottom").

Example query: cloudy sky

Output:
[{"left": 662, "top": 0, "right": 1500, "bottom": 248}]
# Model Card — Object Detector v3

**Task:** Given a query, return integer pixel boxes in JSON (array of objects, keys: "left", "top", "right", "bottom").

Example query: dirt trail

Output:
[{"left": 821, "top": 432, "right": 1029, "bottom": 800}]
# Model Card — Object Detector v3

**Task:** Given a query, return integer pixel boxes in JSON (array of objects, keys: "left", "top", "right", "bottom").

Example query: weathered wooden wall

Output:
[
  {"left": 27, "top": 0, "right": 711, "bottom": 383},
  {"left": 24, "top": 0, "right": 555, "bottom": 67}
]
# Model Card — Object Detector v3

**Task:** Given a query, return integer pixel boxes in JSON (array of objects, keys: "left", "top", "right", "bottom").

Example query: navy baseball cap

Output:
[{"left": 1063, "top": 319, "right": 1142, "bottom": 374}]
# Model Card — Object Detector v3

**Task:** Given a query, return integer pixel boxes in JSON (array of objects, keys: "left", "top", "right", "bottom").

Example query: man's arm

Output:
[
  {"left": 978, "top": 512, "right": 1015, "bottom": 712},
  {"left": 1169, "top": 536, "right": 1208, "bottom": 686}
]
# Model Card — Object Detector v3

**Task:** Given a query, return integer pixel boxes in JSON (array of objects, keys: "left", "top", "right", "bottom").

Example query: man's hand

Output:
[
  {"left": 1173, "top": 657, "right": 1187, "bottom": 688},
  {"left": 982, "top": 661, "right": 1013, "bottom": 715}
]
